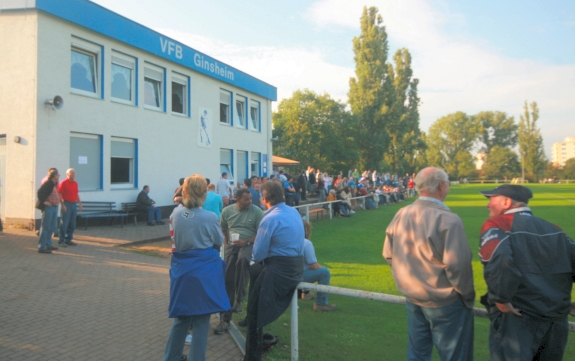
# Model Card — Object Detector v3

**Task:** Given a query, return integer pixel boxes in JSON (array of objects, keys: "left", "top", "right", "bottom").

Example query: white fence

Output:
[{"left": 288, "top": 282, "right": 575, "bottom": 361}]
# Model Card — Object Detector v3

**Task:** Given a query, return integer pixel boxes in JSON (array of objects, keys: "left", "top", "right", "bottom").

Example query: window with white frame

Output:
[
  {"left": 171, "top": 72, "right": 188, "bottom": 115},
  {"left": 111, "top": 52, "right": 136, "bottom": 104},
  {"left": 250, "top": 100, "right": 260, "bottom": 131},
  {"left": 111, "top": 137, "right": 136, "bottom": 187},
  {"left": 220, "top": 90, "right": 231, "bottom": 124},
  {"left": 70, "top": 133, "right": 102, "bottom": 191},
  {"left": 144, "top": 63, "right": 164, "bottom": 110},
  {"left": 251, "top": 152, "right": 260, "bottom": 177},
  {"left": 70, "top": 38, "right": 102, "bottom": 97},
  {"left": 235, "top": 95, "right": 247, "bottom": 128},
  {"left": 220, "top": 149, "right": 234, "bottom": 184}
]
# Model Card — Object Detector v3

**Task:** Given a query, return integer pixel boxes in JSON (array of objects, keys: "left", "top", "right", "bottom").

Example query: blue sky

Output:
[{"left": 92, "top": 0, "right": 575, "bottom": 157}]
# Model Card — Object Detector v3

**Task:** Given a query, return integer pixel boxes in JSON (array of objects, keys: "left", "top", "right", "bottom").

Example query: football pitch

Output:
[{"left": 258, "top": 183, "right": 575, "bottom": 360}]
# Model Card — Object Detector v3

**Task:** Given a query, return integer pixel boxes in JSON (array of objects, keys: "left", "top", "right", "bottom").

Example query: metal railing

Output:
[
  {"left": 289, "top": 282, "right": 575, "bottom": 361},
  {"left": 293, "top": 194, "right": 392, "bottom": 220}
]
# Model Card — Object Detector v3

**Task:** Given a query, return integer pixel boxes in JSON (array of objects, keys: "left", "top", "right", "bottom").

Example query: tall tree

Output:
[
  {"left": 348, "top": 6, "right": 394, "bottom": 170},
  {"left": 385, "top": 49, "right": 425, "bottom": 174},
  {"left": 426, "top": 112, "right": 479, "bottom": 179},
  {"left": 272, "top": 89, "right": 357, "bottom": 174},
  {"left": 518, "top": 101, "right": 546, "bottom": 181},
  {"left": 563, "top": 158, "right": 575, "bottom": 179},
  {"left": 475, "top": 111, "right": 518, "bottom": 153}
]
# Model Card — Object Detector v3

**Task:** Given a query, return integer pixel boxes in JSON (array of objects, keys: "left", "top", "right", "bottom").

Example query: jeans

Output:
[
  {"left": 303, "top": 267, "right": 330, "bottom": 305},
  {"left": 38, "top": 205, "right": 57, "bottom": 250},
  {"left": 488, "top": 311, "right": 568, "bottom": 361},
  {"left": 285, "top": 193, "right": 294, "bottom": 207},
  {"left": 146, "top": 205, "right": 162, "bottom": 223},
  {"left": 406, "top": 298, "right": 474, "bottom": 361},
  {"left": 59, "top": 201, "right": 77, "bottom": 244},
  {"left": 163, "top": 313, "right": 211, "bottom": 361}
]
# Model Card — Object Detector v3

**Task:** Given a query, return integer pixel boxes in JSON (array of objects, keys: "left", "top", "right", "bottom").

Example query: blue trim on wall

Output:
[
  {"left": 134, "top": 57, "right": 138, "bottom": 106},
  {"left": 134, "top": 138, "right": 139, "bottom": 188},
  {"left": 100, "top": 45, "right": 105, "bottom": 99},
  {"left": 230, "top": 92, "right": 234, "bottom": 127},
  {"left": 262, "top": 154, "right": 268, "bottom": 177},
  {"left": 33, "top": 0, "right": 277, "bottom": 101},
  {"left": 162, "top": 67, "right": 167, "bottom": 112},
  {"left": 187, "top": 76, "right": 191, "bottom": 118},
  {"left": 99, "top": 134, "right": 104, "bottom": 189}
]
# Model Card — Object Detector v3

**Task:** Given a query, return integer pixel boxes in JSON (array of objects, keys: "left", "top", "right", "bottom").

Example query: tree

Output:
[
  {"left": 385, "top": 49, "right": 425, "bottom": 174},
  {"left": 563, "top": 158, "right": 575, "bottom": 179},
  {"left": 348, "top": 6, "right": 394, "bottom": 170},
  {"left": 272, "top": 89, "right": 357, "bottom": 174},
  {"left": 518, "top": 101, "right": 546, "bottom": 181},
  {"left": 482, "top": 146, "right": 521, "bottom": 179},
  {"left": 426, "top": 112, "right": 479, "bottom": 179},
  {"left": 475, "top": 111, "right": 518, "bottom": 153}
]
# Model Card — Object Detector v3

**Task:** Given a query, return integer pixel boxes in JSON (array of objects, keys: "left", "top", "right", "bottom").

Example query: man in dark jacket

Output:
[
  {"left": 136, "top": 185, "right": 164, "bottom": 226},
  {"left": 479, "top": 184, "right": 575, "bottom": 361},
  {"left": 297, "top": 170, "right": 307, "bottom": 201}
]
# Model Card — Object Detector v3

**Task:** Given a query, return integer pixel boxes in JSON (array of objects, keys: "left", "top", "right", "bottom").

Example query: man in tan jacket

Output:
[{"left": 383, "top": 167, "right": 475, "bottom": 361}]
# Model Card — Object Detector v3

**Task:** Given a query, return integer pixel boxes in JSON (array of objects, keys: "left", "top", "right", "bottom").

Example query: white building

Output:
[
  {"left": 551, "top": 136, "right": 575, "bottom": 167},
  {"left": 0, "top": 0, "right": 276, "bottom": 228}
]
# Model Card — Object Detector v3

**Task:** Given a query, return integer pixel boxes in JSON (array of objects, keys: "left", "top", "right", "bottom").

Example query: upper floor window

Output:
[
  {"left": 220, "top": 90, "right": 232, "bottom": 125},
  {"left": 235, "top": 95, "right": 247, "bottom": 129},
  {"left": 171, "top": 72, "right": 189, "bottom": 116},
  {"left": 71, "top": 38, "right": 102, "bottom": 98},
  {"left": 250, "top": 100, "right": 260, "bottom": 131},
  {"left": 111, "top": 52, "right": 136, "bottom": 105},
  {"left": 144, "top": 63, "right": 164, "bottom": 111}
]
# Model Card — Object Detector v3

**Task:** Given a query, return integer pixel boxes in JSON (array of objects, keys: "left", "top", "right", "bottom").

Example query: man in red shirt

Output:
[{"left": 58, "top": 168, "right": 82, "bottom": 246}]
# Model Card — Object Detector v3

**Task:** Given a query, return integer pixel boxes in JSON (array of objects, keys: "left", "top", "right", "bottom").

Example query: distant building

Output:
[
  {"left": 551, "top": 136, "right": 575, "bottom": 166},
  {"left": 475, "top": 152, "right": 486, "bottom": 170},
  {"left": 0, "top": 0, "right": 276, "bottom": 228}
]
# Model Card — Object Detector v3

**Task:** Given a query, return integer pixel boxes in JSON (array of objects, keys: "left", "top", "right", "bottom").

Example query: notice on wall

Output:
[
  {"left": 197, "top": 108, "right": 212, "bottom": 148},
  {"left": 78, "top": 156, "right": 88, "bottom": 164}
]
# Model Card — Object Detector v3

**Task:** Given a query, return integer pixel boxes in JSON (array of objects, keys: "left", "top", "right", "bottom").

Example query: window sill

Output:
[
  {"left": 70, "top": 89, "right": 101, "bottom": 99},
  {"left": 144, "top": 105, "right": 165, "bottom": 113},
  {"left": 171, "top": 112, "right": 189, "bottom": 118},
  {"left": 111, "top": 98, "right": 136, "bottom": 107}
]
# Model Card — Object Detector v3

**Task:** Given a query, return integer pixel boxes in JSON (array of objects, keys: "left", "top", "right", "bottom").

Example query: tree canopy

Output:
[
  {"left": 518, "top": 101, "right": 546, "bottom": 181},
  {"left": 272, "top": 89, "right": 357, "bottom": 174},
  {"left": 475, "top": 111, "right": 517, "bottom": 153}
]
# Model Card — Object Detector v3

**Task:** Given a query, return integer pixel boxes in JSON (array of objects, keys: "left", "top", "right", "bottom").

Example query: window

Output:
[
  {"left": 144, "top": 63, "right": 164, "bottom": 110},
  {"left": 111, "top": 137, "right": 137, "bottom": 188},
  {"left": 220, "top": 90, "right": 232, "bottom": 125},
  {"left": 111, "top": 52, "right": 136, "bottom": 105},
  {"left": 70, "top": 39, "right": 102, "bottom": 97},
  {"left": 237, "top": 151, "right": 248, "bottom": 184},
  {"left": 220, "top": 149, "right": 234, "bottom": 184},
  {"left": 250, "top": 100, "right": 260, "bottom": 131},
  {"left": 171, "top": 72, "right": 189, "bottom": 115},
  {"left": 251, "top": 152, "right": 261, "bottom": 177},
  {"left": 235, "top": 95, "right": 247, "bottom": 128},
  {"left": 70, "top": 133, "right": 102, "bottom": 191}
]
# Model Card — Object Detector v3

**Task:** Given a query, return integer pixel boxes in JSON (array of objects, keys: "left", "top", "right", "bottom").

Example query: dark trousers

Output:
[
  {"left": 243, "top": 262, "right": 265, "bottom": 361},
  {"left": 221, "top": 244, "right": 252, "bottom": 323},
  {"left": 489, "top": 311, "right": 568, "bottom": 361},
  {"left": 285, "top": 193, "right": 294, "bottom": 207},
  {"left": 300, "top": 187, "right": 306, "bottom": 200}
]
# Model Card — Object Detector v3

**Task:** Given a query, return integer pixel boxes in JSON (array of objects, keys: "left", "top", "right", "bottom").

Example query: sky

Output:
[{"left": 91, "top": 0, "right": 575, "bottom": 157}]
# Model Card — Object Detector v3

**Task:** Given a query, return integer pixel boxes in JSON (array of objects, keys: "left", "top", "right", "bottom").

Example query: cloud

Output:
[{"left": 157, "top": 28, "right": 354, "bottom": 105}]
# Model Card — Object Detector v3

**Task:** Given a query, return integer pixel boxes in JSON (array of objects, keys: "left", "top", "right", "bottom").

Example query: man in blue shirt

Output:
[
  {"left": 202, "top": 183, "right": 223, "bottom": 219},
  {"left": 244, "top": 178, "right": 260, "bottom": 209},
  {"left": 243, "top": 181, "right": 304, "bottom": 361}
]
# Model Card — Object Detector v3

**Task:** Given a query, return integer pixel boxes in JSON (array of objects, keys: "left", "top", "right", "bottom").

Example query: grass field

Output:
[{"left": 255, "top": 183, "right": 575, "bottom": 360}]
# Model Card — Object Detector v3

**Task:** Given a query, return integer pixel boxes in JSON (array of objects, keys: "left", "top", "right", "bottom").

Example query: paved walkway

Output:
[{"left": 0, "top": 226, "right": 243, "bottom": 361}]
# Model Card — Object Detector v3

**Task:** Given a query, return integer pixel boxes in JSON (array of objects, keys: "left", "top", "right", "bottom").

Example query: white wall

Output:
[{"left": 1, "top": 10, "right": 273, "bottom": 224}]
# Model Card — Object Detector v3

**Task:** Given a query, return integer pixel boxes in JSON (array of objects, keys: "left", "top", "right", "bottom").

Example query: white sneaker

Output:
[{"left": 185, "top": 334, "right": 192, "bottom": 345}]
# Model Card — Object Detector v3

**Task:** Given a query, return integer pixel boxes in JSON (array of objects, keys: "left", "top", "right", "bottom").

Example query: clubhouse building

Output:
[{"left": 0, "top": 0, "right": 276, "bottom": 228}]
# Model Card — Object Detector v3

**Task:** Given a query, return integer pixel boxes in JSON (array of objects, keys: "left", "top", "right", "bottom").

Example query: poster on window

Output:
[{"left": 197, "top": 108, "right": 212, "bottom": 148}]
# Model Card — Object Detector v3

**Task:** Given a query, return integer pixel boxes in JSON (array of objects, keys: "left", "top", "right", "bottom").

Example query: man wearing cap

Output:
[
  {"left": 383, "top": 167, "right": 475, "bottom": 360},
  {"left": 479, "top": 184, "right": 575, "bottom": 361}
]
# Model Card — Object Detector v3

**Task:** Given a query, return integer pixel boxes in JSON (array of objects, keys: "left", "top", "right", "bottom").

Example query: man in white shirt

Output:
[{"left": 216, "top": 172, "right": 232, "bottom": 206}]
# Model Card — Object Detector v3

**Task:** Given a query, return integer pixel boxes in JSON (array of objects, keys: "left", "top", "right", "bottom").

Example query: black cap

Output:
[{"left": 479, "top": 184, "right": 533, "bottom": 204}]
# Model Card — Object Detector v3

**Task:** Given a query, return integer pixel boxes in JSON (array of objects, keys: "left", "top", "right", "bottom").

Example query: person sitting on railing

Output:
[
  {"left": 357, "top": 183, "right": 377, "bottom": 210},
  {"left": 340, "top": 187, "right": 355, "bottom": 214},
  {"left": 375, "top": 186, "right": 388, "bottom": 206},
  {"left": 301, "top": 221, "right": 336, "bottom": 312},
  {"left": 327, "top": 189, "right": 350, "bottom": 217}
]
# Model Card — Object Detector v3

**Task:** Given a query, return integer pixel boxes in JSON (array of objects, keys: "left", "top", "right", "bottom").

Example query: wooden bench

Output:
[
  {"left": 77, "top": 201, "right": 127, "bottom": 230},
  {"left": 307, "top": 208, "right": 325, "bottom": 220},
  {"left": 121, "top": 202, "right": 146, "bottom": 226}
]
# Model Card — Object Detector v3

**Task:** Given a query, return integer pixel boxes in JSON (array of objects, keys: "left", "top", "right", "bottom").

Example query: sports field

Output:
[{"left": 257, "top": 183, "right": 575, "bottom": 360}]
